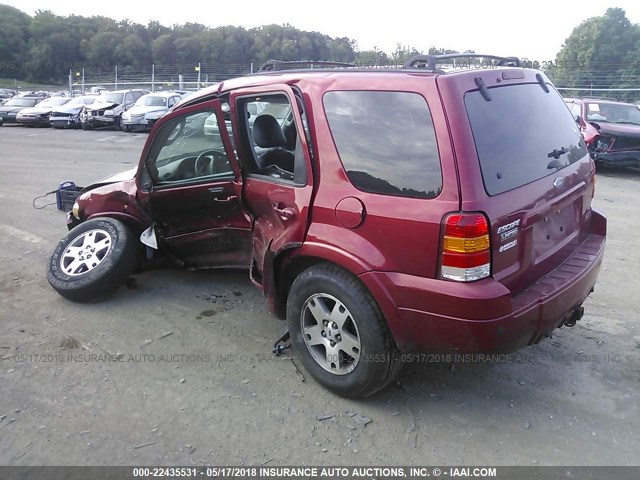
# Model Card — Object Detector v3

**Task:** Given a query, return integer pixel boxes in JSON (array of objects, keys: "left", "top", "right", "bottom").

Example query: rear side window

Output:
[
  {"left": 465, "top": 84, "right": 588, "bottom": 196},
  {"left": 323, "top": 91, "right": 442, "bottom": 199}
]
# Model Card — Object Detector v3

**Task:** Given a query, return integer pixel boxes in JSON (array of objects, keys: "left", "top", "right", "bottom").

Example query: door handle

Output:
[
  {"left": 208, "top": 186, "right": 232, "bottom": 202},
  {"left": 273, "top": 204, "right": 296, "bottom": 220}
]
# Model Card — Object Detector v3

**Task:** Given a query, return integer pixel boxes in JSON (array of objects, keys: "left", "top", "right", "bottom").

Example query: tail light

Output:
[{"left": 440, "top": 213, "right": 491, "bottom": 282}]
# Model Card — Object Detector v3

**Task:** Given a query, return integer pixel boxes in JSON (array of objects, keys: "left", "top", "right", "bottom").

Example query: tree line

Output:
[
  {"left": 2, "top": 3, "right": 639, "bottom": 98},
  {"left": 545, "top": 8, "right": 640, "bottom": 101},
  {"left": 0, "top": 4, "right": 436, "bottom": 83},
  {"left": 0, "top": 5, "right": 358, "bottom": 82}
]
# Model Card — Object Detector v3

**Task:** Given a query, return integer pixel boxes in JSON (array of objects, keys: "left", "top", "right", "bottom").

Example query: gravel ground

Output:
[{"left": 0, "top": 126, "right": 638, "bottom": 466}]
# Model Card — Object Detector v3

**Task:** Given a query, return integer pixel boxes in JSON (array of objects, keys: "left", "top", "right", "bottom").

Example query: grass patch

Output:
[{"left": 0, "top": 78, "right": 65, "bottom": 89}]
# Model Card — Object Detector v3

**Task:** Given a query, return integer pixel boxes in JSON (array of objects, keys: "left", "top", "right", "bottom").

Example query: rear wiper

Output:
[{"left": 547, "top": 147, "right": 569, "bottom": 160}]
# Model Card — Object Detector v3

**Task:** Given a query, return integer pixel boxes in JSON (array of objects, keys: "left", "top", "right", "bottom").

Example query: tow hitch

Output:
[{"left": 564, "top": 306, "right": 585, "bottom": 327}]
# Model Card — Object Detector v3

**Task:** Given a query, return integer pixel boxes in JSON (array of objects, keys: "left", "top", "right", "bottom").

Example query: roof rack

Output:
[
  {"left": 259, "top": 60, "right": 356, "bottom": 72},
  {"left": 403, "top": 54, "right": 521, "bottom": 70}
]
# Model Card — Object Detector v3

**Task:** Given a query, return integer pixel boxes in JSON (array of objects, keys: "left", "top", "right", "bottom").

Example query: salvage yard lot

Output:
[{"left": 0, "top": 126, "right": 639, "bottom": 465}]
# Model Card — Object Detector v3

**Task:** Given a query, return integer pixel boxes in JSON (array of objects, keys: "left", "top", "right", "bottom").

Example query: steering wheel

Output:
[{"left": 194, "top": 150, "right": 230, "bottom": 177}]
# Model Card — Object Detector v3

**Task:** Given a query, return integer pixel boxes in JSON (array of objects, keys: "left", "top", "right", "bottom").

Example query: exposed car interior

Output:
[{"left": 235, "top": 93, "right": 309, "bottom": 184}]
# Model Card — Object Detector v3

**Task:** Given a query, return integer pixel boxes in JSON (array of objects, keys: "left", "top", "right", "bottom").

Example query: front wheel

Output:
[
  {"left": 47, "top": 218, "right": 139, "bottom": 302},
  {"left": 287, "top": 263, "right": 401, "bottom": 397}
]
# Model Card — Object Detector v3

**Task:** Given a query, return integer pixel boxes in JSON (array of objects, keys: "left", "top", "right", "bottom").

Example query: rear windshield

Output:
[{"left": 465, "top": 83, "right": 588, "bottom": 196}]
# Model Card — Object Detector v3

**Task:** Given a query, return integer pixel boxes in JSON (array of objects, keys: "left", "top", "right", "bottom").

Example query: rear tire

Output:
[
  {"left": 287, "top": 263, "right": 401, "bottom": 397},
  {"left": 47, "top": 218, "right": 139, "bottom": 302}
]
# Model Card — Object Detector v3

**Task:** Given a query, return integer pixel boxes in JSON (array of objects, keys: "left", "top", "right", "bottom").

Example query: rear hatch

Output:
[{"left": 440, "top": 70, "right": 595, "bottom": 293}]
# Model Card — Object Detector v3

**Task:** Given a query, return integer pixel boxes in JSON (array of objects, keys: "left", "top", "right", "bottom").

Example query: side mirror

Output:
[{"left": 574, "top": 115, "right": 581, "bottom": 124}]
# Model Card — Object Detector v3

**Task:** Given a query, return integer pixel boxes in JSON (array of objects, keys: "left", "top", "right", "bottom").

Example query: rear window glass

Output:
[
  {"left": 465, "top": 84, "right": 588, "bottom": 196},
  {"left": 323, "top": 91, "right": 442, "bottom": 199}
]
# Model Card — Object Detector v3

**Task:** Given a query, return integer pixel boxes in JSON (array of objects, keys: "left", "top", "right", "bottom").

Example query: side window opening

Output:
[
  {"left": 323, "top": 90, "right": 443, "bottom": 199},
  {"left": 237, "top": 93, "right": 308, "bottom": 185}
]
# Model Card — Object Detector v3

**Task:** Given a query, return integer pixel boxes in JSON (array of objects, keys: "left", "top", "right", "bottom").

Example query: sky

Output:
[{"left": 3, "top": 0, "right": 640, "bottom": 60}]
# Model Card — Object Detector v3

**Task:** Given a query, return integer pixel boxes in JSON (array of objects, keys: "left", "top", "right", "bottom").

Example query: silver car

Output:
[{"left": 121, "top": 92, "right": 182, "bottom": 132}]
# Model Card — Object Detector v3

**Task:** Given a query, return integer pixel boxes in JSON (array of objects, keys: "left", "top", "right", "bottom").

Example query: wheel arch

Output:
[
  {"left": 269, "top": 242, "right": 372, "bottom": 320},
  {"left": 86, "top": 212, "right": 147, "bottom": 235},
  {"left": 270, "top": 245, "right": 408, "bottom": 352}
]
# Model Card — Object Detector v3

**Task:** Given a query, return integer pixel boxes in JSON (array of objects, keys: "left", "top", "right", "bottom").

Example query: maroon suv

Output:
[{"left": 47, "top": 55, "right": 607, "bottom": 397}]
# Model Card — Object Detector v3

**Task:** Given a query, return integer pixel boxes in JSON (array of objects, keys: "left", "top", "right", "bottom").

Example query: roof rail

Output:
[
  {"left": 259, "top": 60, "right": 356, "bottom": 72},
  {"left": 403, "top": 54, "right": 521, "bottom": 69}
]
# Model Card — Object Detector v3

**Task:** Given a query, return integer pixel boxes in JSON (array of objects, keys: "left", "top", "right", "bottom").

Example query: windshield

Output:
[
  {"left": 66, "top": 97, "right": 95, "bottom": 107},
  {"left": 5, "top": 98, "right": 38, "bottom": 107},
  {"left": 137, "top": 96, "right": 167, "bottom": 107},
  {"left": 36, "top": 98, "right": 70, "bottom": 108},
  {"left": 586, "top": 102, "right": 640, "bottom": 125},
  {"left": 253, "top": 101, "right": 290, "bottom": 124},
  {"left": 96, "top": 93, "right": 123, "bottom": 104}
]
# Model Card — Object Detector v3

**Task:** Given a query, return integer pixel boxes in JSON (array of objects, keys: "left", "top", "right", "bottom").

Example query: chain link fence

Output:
[
  {"left": 555, "top": 87, "right": 640, "bottom": 103},
  {"left": 67, "top": 63, "right": 256, "bottom": 94}
]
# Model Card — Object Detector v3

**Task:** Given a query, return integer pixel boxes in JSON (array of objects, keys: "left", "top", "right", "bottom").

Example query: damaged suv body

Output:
[
  {"left": 48, "top": 55, "right": 606, "bottom": 397},
  {"left": 565, "top": 97, "right": 640, "bottom": 167}
]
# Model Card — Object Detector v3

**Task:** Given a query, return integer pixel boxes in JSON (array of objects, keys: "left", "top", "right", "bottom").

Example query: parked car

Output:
[
  {"left": 0, "top": 97, "right": 45, "bottom": 125},
  {"left": 0, "top": 88, "right": 17, "bottom": 104},
  {"left": 16, "top": 97, "right": 73, "bottom": 126},
  {"left": 565, "top": 97, "right": 640, "bottom": 167},
  {"left": 47, "top": 55, "right": 606, "bottom": 397},
  {"left": 80, "top": 89, "right": 148, "bottom": 130},
  {"left": 18, "top": 91, "right": 49, "bottom": 99},
  {"left": 50, "top": 96, "right": 98, "bottom": 129},
  {"left": 121, "top": 92, "right": 183, "bottom": 132}
]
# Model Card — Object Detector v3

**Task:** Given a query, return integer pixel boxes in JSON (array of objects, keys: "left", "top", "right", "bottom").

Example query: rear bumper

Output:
[{"left": 359, "top": 213, "right": 606, "bottom": 354}]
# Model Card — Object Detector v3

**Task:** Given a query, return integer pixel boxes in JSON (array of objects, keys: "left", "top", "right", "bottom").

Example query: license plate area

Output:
[{"left": 532, "top": 200, "right": 580, "bottom": 264}]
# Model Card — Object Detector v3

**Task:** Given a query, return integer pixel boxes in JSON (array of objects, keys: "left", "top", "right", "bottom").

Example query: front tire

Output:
[
  {"left": 47, "top": 218, "right": 139, "bottom": 302},
  {"left": 287, "top": 263, "right": 401, "bottom": 397}
]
